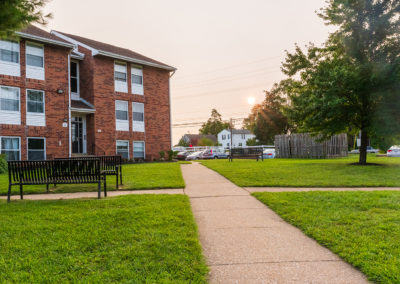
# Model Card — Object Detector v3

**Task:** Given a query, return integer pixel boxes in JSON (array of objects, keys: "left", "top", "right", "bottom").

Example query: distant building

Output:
[
  {"left": 181, "top": 134, "right": 217, "bottom": 146},
  {"left": 217, "top": 129, "right": 255, "bottom": 148}
]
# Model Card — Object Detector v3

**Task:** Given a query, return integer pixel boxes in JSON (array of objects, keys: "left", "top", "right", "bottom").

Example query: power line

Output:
[{"left": 172, "top": 117, "right": 246, "bottom": 128}]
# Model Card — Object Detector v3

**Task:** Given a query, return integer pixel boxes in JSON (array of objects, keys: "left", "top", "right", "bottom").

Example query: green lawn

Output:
[
  {"left": 253, "top": 191, "right": 400, "bottom": 283},
  {"left": 201, "top": 155, "right": 400, "bottom": 187},
  {"left": 0, "top": 194, "right": 208, "bottom": 283},
  {"left": 0, "top": 162, "right": 185, "bottom": 196}
]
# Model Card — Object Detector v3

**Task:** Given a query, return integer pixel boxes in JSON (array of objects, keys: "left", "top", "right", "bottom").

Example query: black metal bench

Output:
[
  {"left": 7, "top": 159, "right": 106, "bottom": 202},
  {"left": 55, "top": 156, "right": 123, "bottom": 189},
  {"left": 229, "top": 147, "right": 264, "bottom": 161}
]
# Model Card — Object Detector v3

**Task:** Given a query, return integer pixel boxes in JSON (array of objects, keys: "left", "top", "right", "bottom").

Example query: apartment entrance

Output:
[{"left": 71, "top": 116, "right": 87, "bottom": 154}]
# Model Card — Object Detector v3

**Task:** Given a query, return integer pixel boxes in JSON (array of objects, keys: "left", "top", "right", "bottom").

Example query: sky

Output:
[{"left": 42, "top": 0, "right": 333, "bottom": 144}]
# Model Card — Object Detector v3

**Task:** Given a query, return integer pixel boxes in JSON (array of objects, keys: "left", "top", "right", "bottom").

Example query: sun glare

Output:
[{"left": 247, "top": 97, "right": 256, "bottom": 105}]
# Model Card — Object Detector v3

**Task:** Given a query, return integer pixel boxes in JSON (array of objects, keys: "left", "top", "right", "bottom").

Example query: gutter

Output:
[
  {"left": 67, "top": 54, "right": 72, "bottom": 157},
  {"left": 16, "top": 32, "right": 75, "bottom": 49}
]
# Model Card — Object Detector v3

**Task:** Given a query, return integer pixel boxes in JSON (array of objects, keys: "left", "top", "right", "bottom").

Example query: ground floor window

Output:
[
  {"left": 27, "top": 137, "right": 45, "bottom": 160},
  {"left": 116, "top": 140, "right": 129, "bottom": 159},
  {"left": 0, "top": 137, "right": 20, "bottom": 160},
  {"left": 133, "top": 141, "right": 145, "bottom": 159}
]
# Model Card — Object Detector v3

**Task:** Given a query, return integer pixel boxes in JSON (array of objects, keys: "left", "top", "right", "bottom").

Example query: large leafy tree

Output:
[
  {"left": 244, "top": 86, "right": 290, "bottom": 145},
  {"left": 0, "top": 0, "right": 52, "bottom": 38},
  {"left": 199, "top": 109, "right": 231, "bottom": 136},
  {"left": 282, "top": 0, "right": 400, "bottom": 164}
]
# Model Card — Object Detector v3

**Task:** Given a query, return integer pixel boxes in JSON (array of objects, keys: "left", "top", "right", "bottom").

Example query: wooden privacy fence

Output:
[{"left": 274, "top": 133, "right": 348, "bottom": 158}]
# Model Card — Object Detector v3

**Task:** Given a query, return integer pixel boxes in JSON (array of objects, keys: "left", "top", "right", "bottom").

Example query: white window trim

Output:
[
  {"left": 132, "top": 102, "right": 145, "bottom": 132},
  {"left": 0, "top": 39, "right": 20, "bottom": 64},
  {"left": 26, "top": 89, "right": 45, "bottom": 126},
  {"left": 114, "top": 61, "right": 128, "bottom": 93},
  {"left": 70, "top": 60, "right": 80, "bottom": 100},
  {"left": 0, "top": 85, "right": 21, "bottom": 114},
  {"left": 26, "top": 41, "right": 45, "bottom": 80},
  {"left": 131, "top": 65, "right": 144, "bottom": 95},
  {"left": 133, "top": 141, "right": 145, "bottom": 159},
  {"left": 116, "top": 140, "right": 130, "bottom": 159},
  {"left": 0, "top": 136, "right": 21, "bottom": 160},
  {"left": 115, "top": 100, "right": 129, "bottom": 131},
  {"left": 27, "top": 137, "right": 46, "bottom": 160}
]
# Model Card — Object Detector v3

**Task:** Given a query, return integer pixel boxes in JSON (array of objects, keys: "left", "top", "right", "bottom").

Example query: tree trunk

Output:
[{"left": 359, "top": 130, "right": 368, "bottom": 165}]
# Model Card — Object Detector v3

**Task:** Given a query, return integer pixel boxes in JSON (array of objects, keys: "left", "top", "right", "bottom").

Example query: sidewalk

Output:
[
  {"left": 1, "top": 188, "right": 184, "bottom": 201},
  {"left": 181, "top": 163, "right": 368, "bottom": 284}
]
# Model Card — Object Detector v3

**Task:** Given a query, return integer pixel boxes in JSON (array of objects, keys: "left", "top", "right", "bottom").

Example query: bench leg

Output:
[
  {"left": 104, "top": 176, "right": 107, "bottom": 197},
  {"left": 116, "top": 174, "right": 118, "bottom": 190},
  {"left": 7, "top": 184, "right": 12, "bottom": 203},
  {"left": 98, "top": 181, "right": 101, "bottom": 199},
  {"left": 19, "top": 184, "right": 23, "bottom": 200},
  {"left": 120, "top": 169, "right": 122, "bottom": 185},
  {"left": 46, "top": 183, "right": 49, "bottom": 193}
]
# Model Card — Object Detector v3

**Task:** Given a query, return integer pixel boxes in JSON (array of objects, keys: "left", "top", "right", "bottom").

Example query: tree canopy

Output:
[
  {"left": 243, "top": 86, "right": 290, "bottom": 145},
  {"left": 199, "top": 109, "right": 231, "bottom": 136},
  {"left": 0, "top": 0, "right": 52, "bottom": 38},
  {"left": 281, "top": 0, "right": 400, "bottom": 164}
]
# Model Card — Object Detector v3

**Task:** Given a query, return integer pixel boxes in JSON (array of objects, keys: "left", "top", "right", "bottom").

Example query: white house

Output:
[{"left": 217, "top": 129, "right": 256, "bottom": 148}]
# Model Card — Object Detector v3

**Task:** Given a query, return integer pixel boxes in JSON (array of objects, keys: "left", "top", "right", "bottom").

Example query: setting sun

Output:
[{"left": 247, "top": 96, "right": 256, "bottom": 105}]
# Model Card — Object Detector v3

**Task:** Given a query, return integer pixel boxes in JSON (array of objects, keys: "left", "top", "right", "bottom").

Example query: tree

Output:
[
  {"left": 198, "top": 137, "right": 214, "bottom": 146},
  {"left": 176, "top": 136, "right": 189, "bottom": 147},
  {"left": 243, "top": 86, "right": 290, "bottom": 145},
  {"left": 281, "top": 0, "right": 400, "bottom": 164},
  {"left": 199, "top": 109, "right": 231, "bottom": 136},
  {"left": 0, "top": 0, "right": 52, "bottom": 38}
]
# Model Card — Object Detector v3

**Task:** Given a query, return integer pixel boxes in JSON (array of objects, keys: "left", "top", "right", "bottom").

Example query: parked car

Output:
[
  {"left": 186, "top": 151, "right": 204, "bottom": 161},
  {"left": 176, "top": 151, "right": 190, "bottom": 160},
  {"left": 349, "top": 146, "right": 379, "bottom": 154},
  {"left": 387, "top": 146, "right": 400, "bottom": 157},
  {"left": 260, "top": 149, "right": 275, "bottom": 159},
  {"left": 199, "top": 149, "right": 228, "bottom": 159}
]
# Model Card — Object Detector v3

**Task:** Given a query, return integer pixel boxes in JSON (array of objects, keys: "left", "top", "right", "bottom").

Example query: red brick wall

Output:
[{"left": 0, "top": 40, "right": 70, "bottom": 160}]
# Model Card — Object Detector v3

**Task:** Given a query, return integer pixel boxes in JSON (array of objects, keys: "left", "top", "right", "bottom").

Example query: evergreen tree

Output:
[{"left": 199, "top": 109, "right": 231, "bottom": 136}]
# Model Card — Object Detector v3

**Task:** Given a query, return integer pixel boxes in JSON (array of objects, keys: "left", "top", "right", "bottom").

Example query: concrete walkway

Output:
[
  {"left": 1, "top": 188, "right": 184, "bottom": 201},
  {"left": 181, "top": 163, "right": 368, "bottom": 284}
]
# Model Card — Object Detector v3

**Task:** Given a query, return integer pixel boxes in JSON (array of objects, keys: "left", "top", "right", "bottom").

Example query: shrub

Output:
[
  {"left": 167, "top": 150, "right": 175, "bottom": 161},
  {"left": 159, "top": 151, "right": 165, "bottom": 160},
  {"left": 0, "top": 154, "right": 7, "bottom": 174}
]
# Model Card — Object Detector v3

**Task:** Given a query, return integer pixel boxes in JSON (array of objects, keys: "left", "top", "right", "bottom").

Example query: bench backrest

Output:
[
  {"left": 8, "top": 159, "right": 101, "bottom": 184},
  {"left": 55, "top": 156, "right": 122, "bottom": 172},
  {"left": 230, "top": 148, "right": 263, "bottom": 158}
]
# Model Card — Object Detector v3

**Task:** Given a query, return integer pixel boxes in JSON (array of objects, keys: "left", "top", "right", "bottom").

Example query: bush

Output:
[
  {"left": 159, "top": 151, "right": 165, "bottom": 160},
  {"left": 0, "top": 154, "right": 7, "bottom": 174},
  {"left": 167, "top": 150, "right": 175, "bottom": 161}
]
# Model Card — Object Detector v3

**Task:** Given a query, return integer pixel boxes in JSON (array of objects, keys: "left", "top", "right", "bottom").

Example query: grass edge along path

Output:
[
  {"left": 200, "top": 155, "right": 400, "bottom": 187},
  {"left": 0, "top": 194, "right": 208, "bottom": 283},
  {"left": 253, "top": 191, "right": 400, "bottom": 283},
  {"left": 0, "top": 162, "right": 186, "bottom": 196}
]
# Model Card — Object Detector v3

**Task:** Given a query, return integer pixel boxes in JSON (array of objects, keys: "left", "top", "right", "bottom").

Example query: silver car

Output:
[
  {"left": 387, "top": 146, "right": 400, "bottom": 157},
  {"left": 185, "top": 151, "right": 204, "bottom": 161}
]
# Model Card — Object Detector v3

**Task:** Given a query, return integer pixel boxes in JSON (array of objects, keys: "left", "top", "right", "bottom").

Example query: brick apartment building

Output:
[{"left": 0, "top": 25, "right": 175, "bottom": 161}]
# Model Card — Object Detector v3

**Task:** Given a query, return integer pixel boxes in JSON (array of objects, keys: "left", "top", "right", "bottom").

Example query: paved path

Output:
[
  {"left": 247, "top": 187, "right": 400, "bottom": 193},
  {"left": 1, "top": 189, "right": 184, "bottom": 201},
  {"left": 181, "top": 163, "right": 368, "bottom": 284}
]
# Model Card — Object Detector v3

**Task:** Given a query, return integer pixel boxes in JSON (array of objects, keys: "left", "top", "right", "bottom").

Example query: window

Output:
[
  {"left": 239, "top": 143, "right": 243, "bottom": 147},
  {"left": 27, "top": 90, "right": 44, "bottom": 113},
  {"left": 241, "top": 134, "right": 246, "bottom": 139},
  {"left": 70, "top": 61, "right": 79, "bottom": 99},
  {"left": 0, "top": 40, "right": 19, "bottom": 63},
  {"left": 132, "top": 102, "right": 145, "bottom": 132},
  {"left": 222, "top": 135, "right": 226, "bottom": 140},
  {"left": 228, "top": 134, "right": 230, "bottom": 139},
  {"left": 133, "top": 141, "right": 145, "bottom": 159},
  {"left": 114, "top": 62, "right": 127, "bottom": 92},
  {"left": 131, "top": 67, "right": 144, "bottom": 95},
  {"left": 26, "top": 43, "right": 44, "bottom": 68},
  {"left": 1, "top": 137, "right": 20, "bottom": 160},
  {"left": 116, "top": 140, "right": 129, "bottom": 159},
  {"left": 0, "top": 86, "right": 19, "bottom": 112},
  {"left": 227, "top": 143, "right": 230, "bottom": 147},
  {"left": 27, "top": 138, "right": 45, "bottom": 160},
  {"left": 115, "top": 100, "right": 129, "bottom": 131}
]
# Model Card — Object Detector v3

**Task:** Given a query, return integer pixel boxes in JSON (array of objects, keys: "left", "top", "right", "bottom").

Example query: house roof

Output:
[
  {"left": 52, "top": 31, "right": 176, "bottom": 71},
  {"left": 71, "top": 99, "right": 95, "bottom": 113},
  {"left": 16, "top": 25, "right": 74, "bottom": 48},
  {"left": 219, "top": 129, "right": 253, "bottom": 135}
]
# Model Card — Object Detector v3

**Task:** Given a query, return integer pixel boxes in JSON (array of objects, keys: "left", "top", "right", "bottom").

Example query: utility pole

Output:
[{"left": 229, "top": 118, "right": 233, "bottom": 161}]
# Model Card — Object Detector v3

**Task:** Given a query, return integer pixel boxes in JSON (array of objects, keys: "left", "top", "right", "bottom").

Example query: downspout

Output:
[
  {"left": 168, "top": 70, "right": 176, "bottom": 149},
  {"left": 67, "top": 54, "right": 72, "bottom": 157}
]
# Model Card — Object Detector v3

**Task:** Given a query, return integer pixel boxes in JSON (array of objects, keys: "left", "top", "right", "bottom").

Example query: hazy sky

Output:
[{"left": 43, "top": 0, "right": 333, "bottom": 144}]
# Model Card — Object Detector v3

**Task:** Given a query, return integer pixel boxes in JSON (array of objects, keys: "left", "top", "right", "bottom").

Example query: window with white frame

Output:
[
  {"left": 241, "top": 134, "right": 246, "bottom": 139},
  {"left": 133, "top": 141, "right": 145, "bottom": 159},
  {"left": 132, "top": 102, "right": 144, "bottom": 132},
  {"left": 238, "top": 143, "right": 243, "bottom": 147},
  {"left": 116, "top": 140, "right": 129, "bottom": 159},
  {"left": 26, "top": 43, "right": 44, "bottom": 80},
  {"left": 70, "top": 61, "right": 79, "bottom": 100},
  {"left": 222, "top": 135, "right": 226, "bottom": 140},
  {"left": 0, "top": 137, "right": 20, "bottom": 160},
  {"left": 0, "top": 40, "right": 20, "bottom": 76},
  {"left": 115, "top": 100, "right": 129, "bottom": 131},
  {"left": 26, "top": 89, "right": 45, "bottom": 126},
  {"left": 27, "top": 138, "right": 45, "bottom": 160},
  {"left": 114, "top": 62, "right": 127, "bottom": 92},
  {"left": 0, "top": 86, "right": 20, "bottom": 125},
  {"left": 131, "top": 66, "right": 143, "bottom": 95}
]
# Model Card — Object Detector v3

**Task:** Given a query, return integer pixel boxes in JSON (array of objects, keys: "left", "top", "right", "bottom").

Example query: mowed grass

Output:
[
  {"left": 201, "top": 155, "right": 400, "bottom": 187},
  {"left": 253, "top": 191, "right": 400, "bottom": 283},
  {"left": 0, "top": 162, "right": 185, "bottom": 195},
  {"left": 0, "top": 194, "right": 208, "bottom": 283}
]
